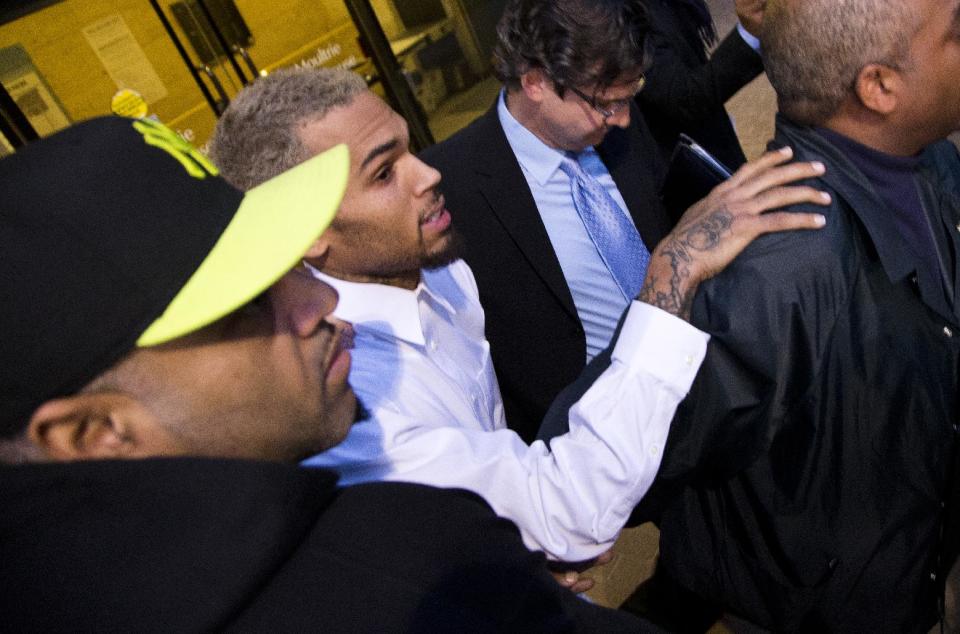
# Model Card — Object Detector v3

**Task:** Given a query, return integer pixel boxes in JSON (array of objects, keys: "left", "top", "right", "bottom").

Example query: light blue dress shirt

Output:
[
  {"left": 736, "top": 23, "right": 762, "bottom": 52},
  {"left": 497, "top": 91, "right": 643, "bottom": 361}
]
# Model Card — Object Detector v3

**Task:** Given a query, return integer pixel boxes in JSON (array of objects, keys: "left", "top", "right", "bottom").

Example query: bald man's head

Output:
[{"left": 763, "top": 0, "right": 922, "bottom": 125}]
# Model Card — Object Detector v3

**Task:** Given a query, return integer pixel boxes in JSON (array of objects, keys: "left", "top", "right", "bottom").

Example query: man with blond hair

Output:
[{"left": 209, "top": 64, "right": 829, "bottom": 587}]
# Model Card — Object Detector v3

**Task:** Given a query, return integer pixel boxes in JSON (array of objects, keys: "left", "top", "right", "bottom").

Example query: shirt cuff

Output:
[
  {"left": 737, "top": 23, "right": 762, "bottom": 53},
  {"left": 611, "top": 301, "right": 709, "bottom": 394}
]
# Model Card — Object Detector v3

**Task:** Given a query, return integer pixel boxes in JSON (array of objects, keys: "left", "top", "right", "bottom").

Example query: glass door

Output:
[
  {"left": 150, "top": 0, "right": 384, "bottom": 147},
  {"left": 0, "top": 0, "right": 509, "bottom": 155},
  {"left": 365, "top": 0, "right": 506, "bottom": 141},
  {"left": 0, "top": 1, "right": 223, "bottom": 145}
]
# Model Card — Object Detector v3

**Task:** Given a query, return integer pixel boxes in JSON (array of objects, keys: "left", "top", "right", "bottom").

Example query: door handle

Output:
[
  {"left": 232, "top": 45, "right": 259, "bottom": 78},
  {"left": 198, "top": 65, "right": 230, "bottom": 114}
]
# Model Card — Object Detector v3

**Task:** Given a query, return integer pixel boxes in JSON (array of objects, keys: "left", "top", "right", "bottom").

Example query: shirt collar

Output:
[
  {"left": 304, "top": 265, "right": 458, "bottom": 347},
  {"left": 497, "top": 89, "right": 569, "bottom": 187}
]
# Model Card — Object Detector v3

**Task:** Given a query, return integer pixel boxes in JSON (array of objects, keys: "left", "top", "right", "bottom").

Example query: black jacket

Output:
[
  {"left": 420, "top": 102, "right": 670, "bottom": 441},
  {"left": 635, "top": 117, "right": 960, "bottom": 631},
  {"left": 1, "top": 458, "right": 653, "bottom": 632},
  {"left": 637, "top": 0, "right": 764, "bottom": 169}
]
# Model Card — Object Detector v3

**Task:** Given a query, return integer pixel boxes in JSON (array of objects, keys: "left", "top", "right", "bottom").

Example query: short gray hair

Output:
[
  {"left": 209, "top": 67, "right": 367, "bottom": 191},
  {"left": 763, "top": 0, "right": 921, "bottom": 125}
]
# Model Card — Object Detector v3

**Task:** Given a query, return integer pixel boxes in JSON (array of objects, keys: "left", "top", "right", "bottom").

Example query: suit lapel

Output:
[{"left": 470, "top": 106, "right": 579, "bottom": 321}]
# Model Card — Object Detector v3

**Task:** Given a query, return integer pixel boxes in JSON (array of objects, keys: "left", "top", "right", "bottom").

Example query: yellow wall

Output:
[
  {"left": 0, "top": 0, "right": 373, "bottom": 146},
  {"left": 0, "top": 2, "right": 202, "bottom": 125}
]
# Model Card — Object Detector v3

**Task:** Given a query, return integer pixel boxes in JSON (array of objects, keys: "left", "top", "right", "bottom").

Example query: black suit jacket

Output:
[
  {"left": 420, "top": 101, "right": 670, "bottom": 442},
  {"left": 637, "top": 0, "right": 765, "bottom": 169}
]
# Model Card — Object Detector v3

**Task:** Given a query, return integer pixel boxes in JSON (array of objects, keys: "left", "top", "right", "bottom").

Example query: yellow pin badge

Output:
[{"left": 111, "top": 89, "right": 148, "bottom": 119}]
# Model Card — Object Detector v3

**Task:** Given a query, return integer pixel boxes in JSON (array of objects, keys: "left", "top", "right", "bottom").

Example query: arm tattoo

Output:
[
  {"left": 639, "top": 208, "right": 733, "bottom": 320},
  {"left": 639, "top": 246, "right": 696, "bottom": 320}
]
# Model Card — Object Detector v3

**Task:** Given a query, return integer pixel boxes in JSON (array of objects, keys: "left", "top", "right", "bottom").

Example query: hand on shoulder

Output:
[{"left": 639, "top": 146, "right": 830, "bottom": 320}]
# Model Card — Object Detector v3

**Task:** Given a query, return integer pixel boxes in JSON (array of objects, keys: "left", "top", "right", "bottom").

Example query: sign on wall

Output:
[
  {"left": 0, "top": 44, "right": 70, "bottom": 136},
  {"left": 82, "top": 14, "right": 168, "bottom": 104}
]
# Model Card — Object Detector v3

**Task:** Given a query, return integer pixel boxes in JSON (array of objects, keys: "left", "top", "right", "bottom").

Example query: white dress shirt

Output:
[{"left": 303, "top": 259, "right": 709, "bottom": 562}]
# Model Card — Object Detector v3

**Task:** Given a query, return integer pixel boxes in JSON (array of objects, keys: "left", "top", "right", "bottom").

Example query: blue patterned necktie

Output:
[{"left": 559, "top": 153, "right": 650, "bottom": 299}]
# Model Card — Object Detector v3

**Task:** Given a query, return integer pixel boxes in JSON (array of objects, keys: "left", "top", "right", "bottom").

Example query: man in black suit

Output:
[
  {"left": 421, "top": 0, "right": 670, "bottom": 441},
  {"left": 637, "top": 0, "right": 765, "bottom": 169}
]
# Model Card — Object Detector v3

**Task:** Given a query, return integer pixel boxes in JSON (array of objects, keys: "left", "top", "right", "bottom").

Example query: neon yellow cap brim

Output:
[{"left": 136, "top": 143, "right": 349, "bottom": 346}]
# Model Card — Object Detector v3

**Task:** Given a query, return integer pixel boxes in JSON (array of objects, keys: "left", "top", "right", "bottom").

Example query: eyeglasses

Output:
[{"left": 565, "top": 76, "right": 646, "bottom": 119}]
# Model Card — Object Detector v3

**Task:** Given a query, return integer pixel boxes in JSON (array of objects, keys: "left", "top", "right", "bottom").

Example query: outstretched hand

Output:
[{"left": 639, "top": 146, "right": 830, "bottom": 320}]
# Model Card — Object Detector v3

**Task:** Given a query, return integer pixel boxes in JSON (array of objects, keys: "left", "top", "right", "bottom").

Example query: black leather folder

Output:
[{"left": 660, "top": 133, "right": 733, "bottom": 226}]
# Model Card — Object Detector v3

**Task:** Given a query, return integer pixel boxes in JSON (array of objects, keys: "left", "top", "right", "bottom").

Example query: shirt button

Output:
[
  {"left": 649, "top": 445, "right": 660, "bottom": 457},
  {"left": 931, "top": 572, "right": 938, "bottom": 581},
  {"left": 944, "top": 326, "right": 954, "bottom": 338},
  {"left": 685, "top": 354, "right": 694, "bottom": 367},
  {"left": 429, "top": 339, "right": 438, "bottom": 351}
]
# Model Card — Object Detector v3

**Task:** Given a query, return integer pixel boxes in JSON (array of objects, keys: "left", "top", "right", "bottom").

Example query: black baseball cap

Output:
[{"left": 0, "top": 116, "right": 349, "bottom": 436}]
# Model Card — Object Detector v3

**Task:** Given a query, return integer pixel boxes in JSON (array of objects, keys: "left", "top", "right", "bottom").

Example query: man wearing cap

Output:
[
  {"left": 0, "top": 116, "right": 664, "bottom": 631},
  {"left": 209, "top": 66, "right": 828, "bottom": 574}
]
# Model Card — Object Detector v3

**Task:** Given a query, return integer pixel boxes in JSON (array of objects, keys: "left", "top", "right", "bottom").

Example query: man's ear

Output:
[
  {"left": 26, "top": 392, "right": 160, "bottom": 461},
  {"left": 304, "top": 236, "right": 330, "bottom": 264},
  {"left": 854, "top": 63, "right": 901, "bottom": 116},
  {"left": 520, "top": 68, "right": 550, "bottom": 103}
]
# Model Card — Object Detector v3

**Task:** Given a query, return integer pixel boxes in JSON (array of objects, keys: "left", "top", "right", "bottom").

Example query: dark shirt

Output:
[{"left": 1, "top": 457, "right": 656, "bottom": 632}]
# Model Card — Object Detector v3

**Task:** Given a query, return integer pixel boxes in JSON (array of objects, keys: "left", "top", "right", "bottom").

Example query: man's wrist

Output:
[{"left": 637, "top": 253, "right": 700, "bottom": 322}]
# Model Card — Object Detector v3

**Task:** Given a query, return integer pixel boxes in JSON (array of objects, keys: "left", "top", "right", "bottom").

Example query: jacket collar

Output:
[
  {"left": 775, "top": 115, "right": 960, "bottom": 321},
  {"left": 776, "top": 116, "right": 920, "bottom": 283},
  {"left": 497, "top": 90, "right": 567, "bottom": 187}
]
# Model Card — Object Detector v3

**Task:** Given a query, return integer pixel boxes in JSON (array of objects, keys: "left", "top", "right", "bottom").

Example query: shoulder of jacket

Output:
[
  {"left": 698, "top": 192, "right": 860, "bottom": 310},
  {"left": 419, "top": 112, "right": 493, "bottom": 164}
]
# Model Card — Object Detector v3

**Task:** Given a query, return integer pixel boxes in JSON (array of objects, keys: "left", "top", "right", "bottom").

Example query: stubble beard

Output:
[{"left": 420, "top": 224, "right": 462, "bottom": 271}]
